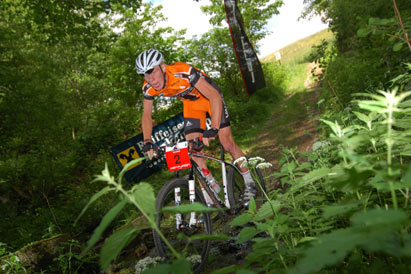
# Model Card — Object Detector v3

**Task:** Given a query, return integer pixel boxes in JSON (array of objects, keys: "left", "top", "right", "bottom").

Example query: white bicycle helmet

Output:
[{"left": 135, "top": 49, "right": 164, "bottom": 74}]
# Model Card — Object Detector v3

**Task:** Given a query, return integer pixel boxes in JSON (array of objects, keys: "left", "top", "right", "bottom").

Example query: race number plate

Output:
[{"left": 165, "top": 141, "right": 191, "bottom": 171}]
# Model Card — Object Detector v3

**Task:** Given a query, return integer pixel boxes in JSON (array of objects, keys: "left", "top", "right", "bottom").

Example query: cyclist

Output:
[{"left": 136, "top": 48, "right": 256, "bottom": 206}]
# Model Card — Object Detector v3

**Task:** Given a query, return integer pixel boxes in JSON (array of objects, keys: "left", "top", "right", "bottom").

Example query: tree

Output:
[
  {"left": 0, "top": 0, "right": 189, "bottom": 248},
  {"left": 201, "top": 0, "right": 283, "bottom": 49},
  {"left": 19, "top": 0, "right": 143, "bottom": 45},
  {"left": 301, "top": 0, "right": 411, "bottom": 52},
  {"left": 182, "top": 0, "right": 282, "bottom": 97},
  {"left": 189, "top": 28, "right": 244, "bottom": 96}
]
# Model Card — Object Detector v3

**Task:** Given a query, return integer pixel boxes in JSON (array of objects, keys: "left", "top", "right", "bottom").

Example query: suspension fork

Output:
[
  {"left": 174, "top": 167, "right": 198, "bottom": 229},
  {"left": 188, "top": 167, "right": 197, "bottom": 227},
  {"left": 174, "top": 187, "right": 183, "bottom": 229}
]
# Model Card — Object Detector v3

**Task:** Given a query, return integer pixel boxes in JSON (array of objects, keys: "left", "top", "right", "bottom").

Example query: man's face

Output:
[{"left": 144, "top": 64, "right": 165, "bottom": 90}]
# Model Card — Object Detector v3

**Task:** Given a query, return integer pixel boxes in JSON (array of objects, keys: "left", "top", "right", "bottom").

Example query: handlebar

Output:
[
  {"left": 188, "top": 137, "right": 204, "bottom": 152},
  {"left": 149, "top": 137, "right": 204, "bottom": 159}
]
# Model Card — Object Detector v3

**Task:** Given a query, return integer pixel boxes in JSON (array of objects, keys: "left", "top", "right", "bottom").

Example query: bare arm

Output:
[
  {"left": 142, "top": 99, "right": 153, "bottom": 140},
  {"left": 142, "top": 99, "right": 155, "bottom": 159},
  {"left": 194, "top": 77, "right": 222, "bottom": 146},
  {"left": 194, "top": 77, "right": 222, "bottom": 130},
  {"left": 142, "top": 99, "right": 154, "bottom": 141}
]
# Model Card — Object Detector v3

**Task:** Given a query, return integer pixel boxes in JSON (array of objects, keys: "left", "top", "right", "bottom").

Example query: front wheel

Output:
[{"left": 153, "top": 178, "right": 211, "bottom": 272}]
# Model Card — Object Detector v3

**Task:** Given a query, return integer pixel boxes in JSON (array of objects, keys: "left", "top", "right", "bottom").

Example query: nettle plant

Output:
[
  {"left": 76, "top": 158, "right": 219, "bottom": 273},
  {"left": 225, "top": 77, "right": 411, "bottom": 272}
]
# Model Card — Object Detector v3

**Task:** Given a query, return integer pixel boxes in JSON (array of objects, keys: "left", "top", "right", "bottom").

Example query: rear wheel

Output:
[
  {"left": 153, "top": 178, "right": 211, "bottom": 272},
  {"left": 226, "top": 165, "right": 245, "bottom": 210},
  {"left": 227, "top": 166, "right": 267, "bottom": 209},
  {"left": 254, "top": 167, "right": 267, "bottom": 194}
]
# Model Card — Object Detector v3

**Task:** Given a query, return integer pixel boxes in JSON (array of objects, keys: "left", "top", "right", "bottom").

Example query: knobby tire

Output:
[
  {"left": 153, "top": 178, "right": 212, "bottom": 273},
  {"left": 227, "top": 166, "right": 267, "bottom": 208}
]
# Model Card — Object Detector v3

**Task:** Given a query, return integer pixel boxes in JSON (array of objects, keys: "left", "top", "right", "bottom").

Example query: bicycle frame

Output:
[
  {"left": 159, "top": 139, "right": 243, "bottom": 229},
  {"left": 174, "top": 146, "right": 242, "bottom": 228},
  {"left": 154, "top": 139, "right": 267, "bottom": 271},
  {"left": 189, "top": 151, "right": 237, "bottom": 208}
]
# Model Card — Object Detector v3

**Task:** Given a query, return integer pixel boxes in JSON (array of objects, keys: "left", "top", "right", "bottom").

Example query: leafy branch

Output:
[
  {"left": 75, "top": 158, "right": 183, "bottom": 270},
  {"left": 392, "top": 0, "right": 411, "bottom": 51}
]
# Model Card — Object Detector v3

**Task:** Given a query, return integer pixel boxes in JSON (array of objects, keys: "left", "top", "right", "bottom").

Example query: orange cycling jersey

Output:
[
  {"left": 142, "top": 62, "right": 207, "bottom": 101},
  {"left": 142, "top": 62, "right": 230, "bottom": 134}
]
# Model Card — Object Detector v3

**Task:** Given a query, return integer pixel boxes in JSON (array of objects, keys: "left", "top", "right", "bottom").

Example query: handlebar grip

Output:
[
  {"left": 152, "top": 146, "right": 165, "bottom": 158},
  {"left": 189, "top": 137, "right": 204, "bottom": 152}
]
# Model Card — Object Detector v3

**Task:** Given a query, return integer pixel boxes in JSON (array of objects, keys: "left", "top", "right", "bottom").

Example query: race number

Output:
[{"left": 165, "top": 141, "right": 191, "bottom": 171}]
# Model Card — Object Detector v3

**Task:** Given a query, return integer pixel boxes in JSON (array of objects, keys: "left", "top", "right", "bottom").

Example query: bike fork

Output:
[
  {"left": 174, "top": 187, "right": 183, "bottom": 230},
  {"left": 174, "top": 181, "right": 197, "bottom": 229},
  {"left": 188, "top": 179, "right": 197, "bottom": 227}
]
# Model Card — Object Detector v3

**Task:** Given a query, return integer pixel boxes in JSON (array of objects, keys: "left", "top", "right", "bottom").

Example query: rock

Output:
[{"left": 1, "top": 234, "right": 70, "bottom": 272}]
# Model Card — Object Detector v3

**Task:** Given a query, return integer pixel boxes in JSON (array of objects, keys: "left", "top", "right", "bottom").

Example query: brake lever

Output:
[
  {"left": 189, "top": 137, "right": 204, "bottom": 152},
  {"left": 152, "top": 146, "right": 165, "bottom": 159}
]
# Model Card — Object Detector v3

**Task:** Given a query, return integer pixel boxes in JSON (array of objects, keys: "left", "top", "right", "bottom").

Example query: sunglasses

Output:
[{"left": 143, "top": 68, "right": 155, "bottom": 76}]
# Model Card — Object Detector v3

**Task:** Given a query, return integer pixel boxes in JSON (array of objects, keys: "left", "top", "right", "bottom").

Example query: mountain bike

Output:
[{"left": 151, "top": 138, "right": 267, "bottom": 272}]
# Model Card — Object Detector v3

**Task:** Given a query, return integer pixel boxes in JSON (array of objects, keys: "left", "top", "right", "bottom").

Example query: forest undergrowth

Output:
[
  {"left": 1, "top": 0, "right": 411, "bottom": 273},
  {"left": 76, "top": 62, "right": 411, "bottom": 274},
  {"left": 65, "top": 64, "right": 328, "bottom": 274},
  {"left": 4, "top": 44, "right": 411, "bottom": 274},
  {"left": 3, "top": 49, "right": 410, "bottom": 274}
]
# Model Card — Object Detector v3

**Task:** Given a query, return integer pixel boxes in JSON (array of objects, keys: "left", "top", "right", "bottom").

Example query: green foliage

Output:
[
  {"left": 322, "top": 52, "right": 386, "bottom": 107},
  {"left": 302, "top": 0, "right": 411, "bottom": 51},
  {"left": 162, "top": 202, "right": 220, "bottom": 214},
  {"left": 200, "top": 0, "right": 283, "bottom": 46},
  {"left": 99, "top": 226, "right": 138, "bottom": 270},
  {"left": 227, "top": 61, "right": 287, "bottom": 135},
  {"left": 0, "top": 243, "right": 27, "bottom": 274},
  {"left": 189, "top": 28, "right": 244, "bottom": 96},
  {"left": 84, "top": 199, "right": 129, "bottom": 256},
  {"left": 262, "top": 29, "right": 335, "bottom": 93},
  {"left": 289, "top": 209, "right": 411, "bottom": 274},
  {"left": 16, "top": 0, "right": 142, "bottom": 45},
  {"left": 304, "top": 0, "right": 411, "bottom": 111},
  {"left": 2, "top": 0, "right": 409, "bottom": 272},
  {"left": 262, "top": 29, "right": 335, "bottom": 64},
  {"left": 307, "top": 39, "right": 337, "bottom": 83},
  {"left": 49, "top": 240, "right": 98, "bottom": 274},
  {"left": 216, "top": 68, "right": 411, "bottom": 273},
  {"left": 0, "top": 0, "right": 186, "bottom": 252},
  {"left": 76, "top": 163, "right": 199, "bottom": 272}
]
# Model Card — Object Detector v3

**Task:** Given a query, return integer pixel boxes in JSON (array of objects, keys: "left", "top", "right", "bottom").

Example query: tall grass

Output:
[
  {"left": 261, "top": 29, "right": 335, "bottom": 94},
  {"left": 261, "top": 29, "right": 334, "bottom": 65}
]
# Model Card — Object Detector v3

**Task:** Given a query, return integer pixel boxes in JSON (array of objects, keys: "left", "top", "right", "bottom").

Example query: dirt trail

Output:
[
  {"left": 111, "top": 64, "right": 323, "bottom": 273},
  {"left": 201, "top": 64, "right": 324, "bottom": 271},
  {"left": 246, "top": 62, "right": 322, "bottom": 190}
]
